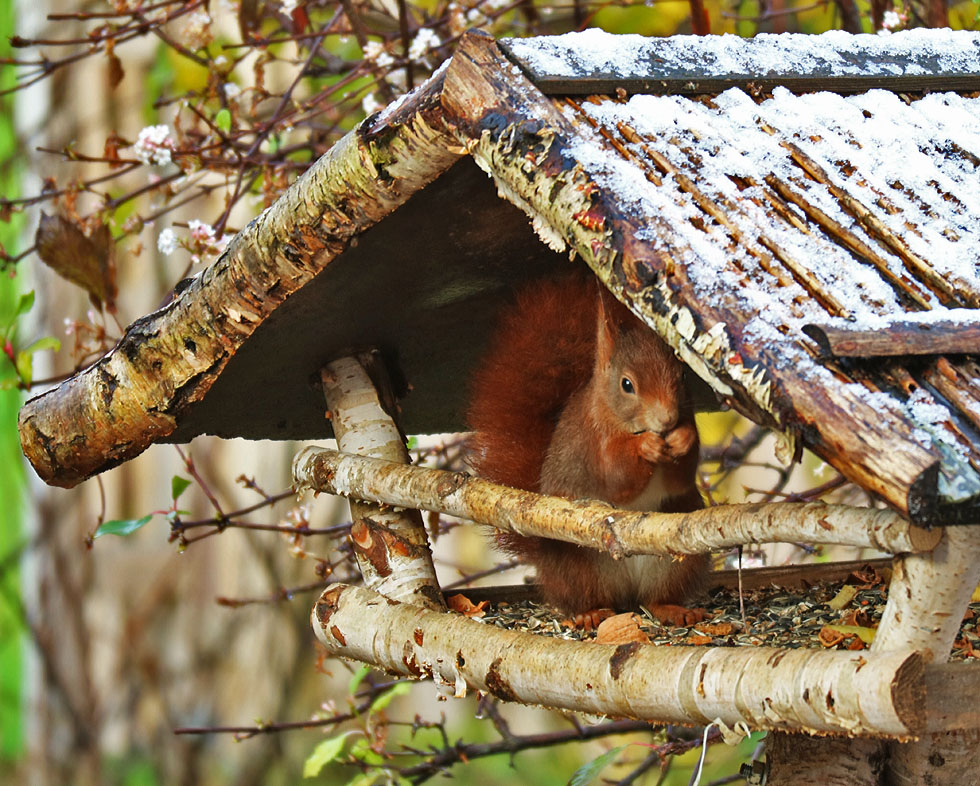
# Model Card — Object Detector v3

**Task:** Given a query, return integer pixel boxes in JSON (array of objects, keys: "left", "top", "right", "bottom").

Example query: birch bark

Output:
[
  {"left": 318, "top": 358, "right": 443, "bottom": 610},
  {"left": 312, "top": 583, "right": 924, "bottom": 738},
  {"left": 873, "top": 526, "right": 980, "bottom": 786},
  {"left": 292, "top": 447, "right": 938, "bottom": 555}
]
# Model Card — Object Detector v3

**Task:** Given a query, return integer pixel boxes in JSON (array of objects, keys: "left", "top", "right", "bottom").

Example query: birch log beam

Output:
[
  {"left": 291, "top": 447, "right": 939, "bottom": 555},
  {"left": 872, "top": 526, "right": 980, "bottom": 785},
  {"left": 312, "top": 583, "right": 925, "bottom": 738},
  {"left": 319, "top": 358, "right": 443, "bottom": 610}
]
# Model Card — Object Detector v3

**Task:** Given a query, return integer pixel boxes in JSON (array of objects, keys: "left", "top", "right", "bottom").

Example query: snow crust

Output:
[{"left": 505, "top": 28, "right": 980, "bottom": 79}]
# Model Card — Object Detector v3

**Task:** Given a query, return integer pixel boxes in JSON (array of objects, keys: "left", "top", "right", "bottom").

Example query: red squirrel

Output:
[{"left": 466, "top": 272, "right": 708, "bottom": 628}]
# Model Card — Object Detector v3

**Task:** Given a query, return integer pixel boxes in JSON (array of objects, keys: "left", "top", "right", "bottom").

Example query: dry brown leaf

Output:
[
  {"left": 818, "top": 626, "right": 847, "bottom": 648},
  {"left": 841, "top": 608, "right": 871, "bottom": 627},
  {"left": 446, "top": 593, "right": 488, "bottom": 618},
  {"left": 107, "top": 52, "right": 124, "bottom": 89},
  {"left": 35, "top": 213, "right": 117, "bottom": 311},
  {"left": 694, "top": 621, "right": 736, "bottom": 637},
  {"left": 847, "top": 564, "right": 884, "bottom": 588},
  {"left": 595, "top": 612, "right": 649, "bottom": 645},
  {"left": 103, "top": 131, "right": 126, "bottom": 170},
  {"left": 686, "top": 634, "right": 714, "bottom": 646}
]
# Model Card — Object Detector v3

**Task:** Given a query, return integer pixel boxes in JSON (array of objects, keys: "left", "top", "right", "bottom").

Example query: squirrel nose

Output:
[{"left": 645, "top": 413, "right": 678, "bottom": 436}]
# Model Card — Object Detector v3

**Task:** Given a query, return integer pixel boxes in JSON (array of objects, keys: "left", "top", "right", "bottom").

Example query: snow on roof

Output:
[
  {"left": 552, "top": 84, "right": 980, "bottom": 511},
  {"left": 504, "top": 28, "right": 980, "bottom": 82}
]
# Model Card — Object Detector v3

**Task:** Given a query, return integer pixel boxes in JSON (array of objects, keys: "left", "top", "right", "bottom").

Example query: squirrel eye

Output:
[{"left": 621, "top": 376, "right": 635, "bottom": 394}]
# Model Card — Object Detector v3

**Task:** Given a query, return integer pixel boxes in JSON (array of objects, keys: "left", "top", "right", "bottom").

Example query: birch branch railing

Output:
[
  {"left": 312, "top": 583, "right": 925, "bottom": 738},
  {"left": 290, "top": 445, "right": 957, "bottom": 741},
  {"left": 292, "top": 446, "right": 940, "bottom": 556}
]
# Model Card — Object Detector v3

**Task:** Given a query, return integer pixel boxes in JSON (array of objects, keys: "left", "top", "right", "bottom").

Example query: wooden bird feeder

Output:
[{"left": 18, "top": 28, "right": 980, "bottom": 784}]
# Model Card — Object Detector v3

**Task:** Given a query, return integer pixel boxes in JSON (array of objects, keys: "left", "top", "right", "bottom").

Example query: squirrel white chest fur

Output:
[
  {"left": 623, "top": 464, "right": 676, "bottom": 512},
  {"left": 594, "top": 466, "right": 692, "bottom": 604}
]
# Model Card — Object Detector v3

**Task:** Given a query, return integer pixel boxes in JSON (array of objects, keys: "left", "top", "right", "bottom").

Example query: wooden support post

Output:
[
  {"left": 873, "top": 525, "right": 980, "bottom": 785},
  {"left": 766, "top": 522, "right": 980, "bottom": 785},
  {"left": 766, "top": 734, "right": 885, "bottom": 785},
  {"left": 317, "top": 356, "right": 444, "bottom": 610}
]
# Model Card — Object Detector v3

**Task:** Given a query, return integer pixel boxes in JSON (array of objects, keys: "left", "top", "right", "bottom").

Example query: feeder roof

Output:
[{"left": 17, "top": 29, "right": 980, "bottom": 526}]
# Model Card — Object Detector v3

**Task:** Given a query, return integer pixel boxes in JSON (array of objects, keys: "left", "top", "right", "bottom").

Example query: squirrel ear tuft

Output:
[
  {"left": 595, "top": 285, "right": 621, "bottom": 368},
  {"left": 596, "top": 284, "right": 633, "bottom": 328}
]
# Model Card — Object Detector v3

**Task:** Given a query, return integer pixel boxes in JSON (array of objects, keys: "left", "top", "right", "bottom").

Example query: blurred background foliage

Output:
[{"left": 0, "top": 0, "right": 975, "bottom": 784}]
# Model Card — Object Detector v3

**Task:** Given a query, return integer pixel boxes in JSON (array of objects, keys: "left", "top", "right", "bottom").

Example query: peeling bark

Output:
[
  {"left": 319, "top": 358, "right": 443, "bottom": 610},
  {"left": 18, "top": 73, "right": 461, "bottom": 488},
  {"left": 874, "top": 527, "right": 980, "bottom": 785},
  {"left": 313, "top": 583, "right": 924, "bottom": 737},
  {"left": 292, "top": 446, "right": 939, "bottom": 555}
]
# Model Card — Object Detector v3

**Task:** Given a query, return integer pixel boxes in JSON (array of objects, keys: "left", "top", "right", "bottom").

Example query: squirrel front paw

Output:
[
  {"left": 665, "top": 423, "right": 697, "bottom": 459},
  {"left": 639, "top": 424, "right": 696, "bottom": 463},
  {"left": 638, "top": 432, "right": 671, "bottom": 462},
  {"left": 646, "top": 602, "right": 708, "bottom": 627}
]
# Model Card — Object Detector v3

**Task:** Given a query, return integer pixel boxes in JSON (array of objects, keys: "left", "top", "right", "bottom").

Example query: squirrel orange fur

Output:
[{"left": 466, "top": 272, "right": 708, "bottom": 628}]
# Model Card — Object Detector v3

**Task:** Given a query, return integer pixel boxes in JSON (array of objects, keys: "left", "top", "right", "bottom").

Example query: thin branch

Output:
[
  {"left": 400, "top": 719, "right": 654, "bottom": 782},
  {"left": 214, "top": 580, "right": 330, "bottom": 607}
]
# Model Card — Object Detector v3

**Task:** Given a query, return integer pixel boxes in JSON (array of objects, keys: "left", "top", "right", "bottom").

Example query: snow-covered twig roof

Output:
[
  {"left": 18, "top": 29, "right": 980, "bottom": 526},
  {"left": 549, "top": 82, "right": 980, "bottom": 523}
]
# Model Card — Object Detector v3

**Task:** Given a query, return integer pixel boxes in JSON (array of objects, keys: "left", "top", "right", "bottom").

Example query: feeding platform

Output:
[{"left": 18, "top": 27, "right": 980, "bottom": 785}]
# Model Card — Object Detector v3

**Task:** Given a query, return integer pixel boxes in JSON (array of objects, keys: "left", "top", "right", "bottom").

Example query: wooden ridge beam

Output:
[{"left": 498, "top": 32, "right": 980, "bottom": 97}]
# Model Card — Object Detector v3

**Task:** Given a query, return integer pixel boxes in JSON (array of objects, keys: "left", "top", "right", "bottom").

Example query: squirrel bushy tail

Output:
[{"left": 465, "top": 271, "right": 599, "bottom": 493}]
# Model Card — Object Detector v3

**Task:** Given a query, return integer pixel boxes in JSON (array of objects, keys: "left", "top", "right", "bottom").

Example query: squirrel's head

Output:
[{"left": 595, "top": 288, "right": 689, "bottom": 437}]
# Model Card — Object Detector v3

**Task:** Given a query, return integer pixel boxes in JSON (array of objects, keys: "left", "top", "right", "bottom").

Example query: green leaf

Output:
[
  {"left": 368, "top": 681, "right": 411, "bottom": 714},
  {"left": 21, "top": 335, "right": 61, "bottom": 356},
  {"left": 348, "top": 664, "right": 371, "bottom": 696},
  {"left": 171, "top": 475, "right": 192, "bottom": 500},
  {"left": 303, "top": 732, "right": 354, "bottom": 778},
  {"left": 567, "top": 745, "right": 627, "bottom": 786},
  {"left": 93, "top": 514, "right": 153, "bottom": 539},
  {"left": 14, "top": 350, "right": 31, "bottom": 387},
  {"left": 214, "top": 108, "right": 231, "bottom": 134},
  {"left": 4, "top": 291, "right": 34, "bottom": 337},
  {"left": 344, "top": 773, "right": 380, "bottom": 786},
  {"left": 12, "top": 291, "right": 34, "bottom": 320},
  {"left": 348, "top": 737, "right": 384, "bottom": 766},
  {"left": 262, "top": 135, "right": 280, "bottom": 155}
]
